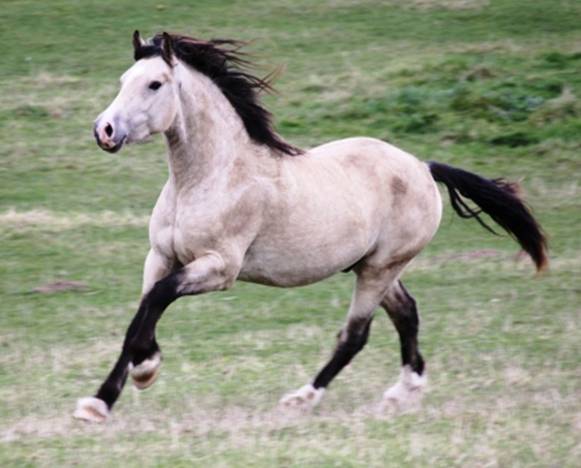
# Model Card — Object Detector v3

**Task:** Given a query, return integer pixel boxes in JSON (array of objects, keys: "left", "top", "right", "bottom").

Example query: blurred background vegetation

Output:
[{"left": 0, "top": 1, "right": 579, "bottom": 466}]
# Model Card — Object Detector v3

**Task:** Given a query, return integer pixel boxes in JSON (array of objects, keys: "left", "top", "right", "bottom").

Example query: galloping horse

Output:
[{"left": 74, "top": 32, "right": 547, "bottom": 422}]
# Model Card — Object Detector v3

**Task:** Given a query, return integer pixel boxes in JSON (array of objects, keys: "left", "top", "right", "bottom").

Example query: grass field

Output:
[{"left": 1, "top": 0, "right": 580, "bottom": 466}]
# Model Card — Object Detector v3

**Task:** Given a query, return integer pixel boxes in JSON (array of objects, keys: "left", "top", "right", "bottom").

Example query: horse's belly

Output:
[
  {"left": 238, "top": 253, "right": 355, "bottom": 287},
  {"left": 238, "top": 175, "right": 380, "bottom": 287},
  {"left": 238, "top": 231, "right": 369, "bottom": 287}
]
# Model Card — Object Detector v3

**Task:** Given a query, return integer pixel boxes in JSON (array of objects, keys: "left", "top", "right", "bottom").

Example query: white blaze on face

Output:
[{"left": 94, "top": 56, "right": 179, "bottom": 151}]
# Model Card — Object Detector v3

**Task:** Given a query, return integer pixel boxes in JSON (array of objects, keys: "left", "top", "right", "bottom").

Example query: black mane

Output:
[{"left": 134, "top": 33, "right": 303, "bottom": 156}]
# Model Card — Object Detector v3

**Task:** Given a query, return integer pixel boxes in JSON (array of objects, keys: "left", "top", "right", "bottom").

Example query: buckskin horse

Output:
[{"left": 74, "top": 32, "right": 547, "bottom": 422}]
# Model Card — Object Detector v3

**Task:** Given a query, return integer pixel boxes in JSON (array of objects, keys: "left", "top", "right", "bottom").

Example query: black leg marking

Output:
[
  {"left": 95, "top": 272, "right": 183, "bottom": 409},
  {"left": 313, "top": 316, "right": 373, "bottom": 389},
  {"left": 94, "top": 354, "right": 131, "bottom": 408},
  {"left": 381, "top": 281, "right": 424, "bottom": 375},
  {"left": 126, "top": 272, "right": 182, "bottom": 366}
]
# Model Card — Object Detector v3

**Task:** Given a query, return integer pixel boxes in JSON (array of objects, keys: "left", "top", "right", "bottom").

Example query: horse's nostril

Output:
[{"left": 105, "top": 123, "right": 113, "bottom": 137}]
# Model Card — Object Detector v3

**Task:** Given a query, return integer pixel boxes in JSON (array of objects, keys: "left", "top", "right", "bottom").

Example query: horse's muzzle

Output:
[{"left": 93, "top": 120, "right": 127, "bottom": 153}]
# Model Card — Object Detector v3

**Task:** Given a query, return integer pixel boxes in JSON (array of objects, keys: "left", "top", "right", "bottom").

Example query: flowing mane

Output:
[{"left": 134, "top": 32, "right": 303, "bottom": 156}]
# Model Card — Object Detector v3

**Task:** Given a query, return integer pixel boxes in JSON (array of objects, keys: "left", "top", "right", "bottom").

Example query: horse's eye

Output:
[{"left": 149, "top": 81, "right": 162, "bottom": 91}]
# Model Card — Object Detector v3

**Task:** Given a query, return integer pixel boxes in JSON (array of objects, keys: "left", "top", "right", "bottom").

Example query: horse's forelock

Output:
[
  {"left": 133, "top": 44, "right": 161, "bottom": 62},
  {"left": 133, "top": 34, "right": 173, "bottom": 65}
]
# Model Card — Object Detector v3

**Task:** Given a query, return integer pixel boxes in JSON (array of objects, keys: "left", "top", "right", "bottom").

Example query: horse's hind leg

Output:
[
  {"left": 380, "top": 280, "right": 427, "bottom": 411},
  {"left": 279, "top": 269, "right": 391, "bottom": 411}
]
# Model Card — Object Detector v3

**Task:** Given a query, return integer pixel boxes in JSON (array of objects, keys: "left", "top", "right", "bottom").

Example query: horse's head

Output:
[{"left": 94, "top": 31, "right": 179, "bottom": 153}]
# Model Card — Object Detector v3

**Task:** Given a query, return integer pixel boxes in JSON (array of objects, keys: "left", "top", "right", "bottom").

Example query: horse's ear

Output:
[
  {"left": 161, "top": 32, "right": 174, "bottom": 66},
  {"left": 132, "top": 30, "right": 145, "bottom": 52}
]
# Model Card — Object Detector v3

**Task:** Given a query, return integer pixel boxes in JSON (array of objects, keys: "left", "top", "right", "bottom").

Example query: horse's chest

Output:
[
  {"left": 150, "top": 177, "right": 256, "bottom": 265},
  {"left": 152, "top": 198, "right": 226, "bottom": 265},
  {"left": 174, "top": 212, "right": 221, "bottom": 258}
]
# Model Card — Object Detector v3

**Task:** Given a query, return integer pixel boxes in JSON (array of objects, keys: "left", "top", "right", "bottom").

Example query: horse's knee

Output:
[{"left": 147, "top": 274, "right": 182, "bottom": 308}]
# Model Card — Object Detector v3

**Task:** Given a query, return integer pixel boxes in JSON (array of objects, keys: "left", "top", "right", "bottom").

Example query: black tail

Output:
[{"left": 428, "top": 161, "right": 548, "bottom": 272}]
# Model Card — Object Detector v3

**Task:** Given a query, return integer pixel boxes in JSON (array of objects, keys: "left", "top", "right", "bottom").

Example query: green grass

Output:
[{"left": 1, "top": 0, "right": 580, "bottom": 466}]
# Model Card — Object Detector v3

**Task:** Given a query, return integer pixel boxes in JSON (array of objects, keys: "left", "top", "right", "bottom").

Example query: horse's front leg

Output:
[
  {"left": 74, "top": 253, "right": 237, "bottom": 423},
  {"left": 128, "top": 248, "right": 177, "bottom": 391}
]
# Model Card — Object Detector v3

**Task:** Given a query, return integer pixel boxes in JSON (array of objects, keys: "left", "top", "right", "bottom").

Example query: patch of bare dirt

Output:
[{"left": 32, "top": 280, "right": 88, "bottom": 294}]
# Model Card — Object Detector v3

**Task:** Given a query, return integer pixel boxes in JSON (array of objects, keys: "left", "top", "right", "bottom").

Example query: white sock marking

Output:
[
  {"left": 279, "top": 383, "right": 325, "bottom": 411},
  {"left": 73, "top": 397, "right": 109, "bottom": 423},
  {"left": 382, "top": 365, "right": 427, "bottom": 411}
]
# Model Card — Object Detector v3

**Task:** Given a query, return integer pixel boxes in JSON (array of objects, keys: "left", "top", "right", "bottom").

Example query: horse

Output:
[{"left": 74, "top": 31, "right": 548, "bottom": 423}]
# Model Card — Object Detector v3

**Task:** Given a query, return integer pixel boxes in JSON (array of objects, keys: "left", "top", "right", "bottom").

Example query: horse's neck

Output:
[{"left": 164, "top": 67, "right": 256, "bottom": 190}]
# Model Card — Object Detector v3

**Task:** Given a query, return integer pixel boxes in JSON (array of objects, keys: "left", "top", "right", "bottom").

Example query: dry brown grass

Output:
[
  {"left": 328, "top": 0, "right": 490, "bottom": 10},
  {"left": 0, "top": 209, "right": 149, "bottom": 232}
]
